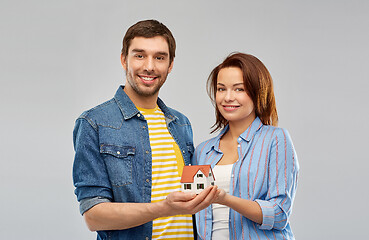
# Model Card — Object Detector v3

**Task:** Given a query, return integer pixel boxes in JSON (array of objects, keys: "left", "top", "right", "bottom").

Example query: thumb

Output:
[
  {"left": 180, "top": 192, "right": 197, "bottom": 201},
  {"left": 169, "top": 191, "right": 196, "bottom": 202}
]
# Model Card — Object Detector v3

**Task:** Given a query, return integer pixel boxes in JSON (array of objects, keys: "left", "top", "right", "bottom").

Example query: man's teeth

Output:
[{"left": 141, "top": 76, "right": 155, "bottom": 81}]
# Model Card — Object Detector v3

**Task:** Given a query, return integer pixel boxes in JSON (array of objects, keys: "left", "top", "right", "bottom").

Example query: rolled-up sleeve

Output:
[
  {"left": 73, "top": 117, "right": 113, "bottom": 214},
  {"left": 256, "top": 128, "right": 299, "bottom": 230},
  {"left": 255, "top": 199, "right": 275, "bottom": 229},
  {"left": 79, "top": 196, "right": 111, "bottom": 215}
]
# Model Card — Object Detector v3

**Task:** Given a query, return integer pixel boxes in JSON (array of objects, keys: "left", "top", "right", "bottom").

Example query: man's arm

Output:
[{"left": 84, "top": 186, "right": 219, "bottom": 231}]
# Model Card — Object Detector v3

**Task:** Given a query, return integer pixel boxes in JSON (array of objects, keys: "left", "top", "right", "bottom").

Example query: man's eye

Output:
[
  {"left": 156, "top": 56, "right": 165, "bottom": 60},
  {"left": 135, "top": 55, "right": 143, "bottom": 59}
]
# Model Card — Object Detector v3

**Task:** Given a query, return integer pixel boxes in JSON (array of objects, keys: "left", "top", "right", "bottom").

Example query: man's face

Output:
[{"left": 121, "top": 36, "right": 173, "bottom": 98}]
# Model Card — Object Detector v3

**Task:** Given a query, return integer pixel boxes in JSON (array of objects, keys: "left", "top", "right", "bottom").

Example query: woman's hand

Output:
[{"left": 213, "top": 188, "right": 228, "bottom": 205}]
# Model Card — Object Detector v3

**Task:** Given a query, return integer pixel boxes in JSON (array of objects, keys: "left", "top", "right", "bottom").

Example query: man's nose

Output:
[{"left": 144, "top": 57, "right": 155, "bottom": 72}]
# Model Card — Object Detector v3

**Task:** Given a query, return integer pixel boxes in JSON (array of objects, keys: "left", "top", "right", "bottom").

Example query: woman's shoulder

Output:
[
  {"left": 195, "top": 135, "right": 219, "bottom": 154},
  {"left": 261, "top": 124, "right": 290, "bottom": 136},
  {"left": 260, "top": 125, "right": 295, "bottom": 148}
]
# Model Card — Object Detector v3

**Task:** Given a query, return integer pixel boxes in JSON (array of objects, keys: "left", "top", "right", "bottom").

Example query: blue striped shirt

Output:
[{"left": 193, "top": 117, "right": 299, "bottom": 240}]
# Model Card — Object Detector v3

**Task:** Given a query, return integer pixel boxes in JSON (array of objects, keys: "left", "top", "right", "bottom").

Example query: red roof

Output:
[{"left": 180, "top": 165, "right": 214, "bottom": 183}]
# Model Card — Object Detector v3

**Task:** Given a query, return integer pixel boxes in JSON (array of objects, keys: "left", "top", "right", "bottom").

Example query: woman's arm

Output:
[
  {"left": 214, "top": 190, "right": 263, "bottom": 224},
  {"left": 215, "top": 128, "right": 299, "bottom": 230}
]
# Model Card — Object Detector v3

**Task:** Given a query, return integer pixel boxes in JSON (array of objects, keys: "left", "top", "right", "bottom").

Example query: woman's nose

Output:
[{"left": 224, "top": 90, "right": 235, "bottom": 101}]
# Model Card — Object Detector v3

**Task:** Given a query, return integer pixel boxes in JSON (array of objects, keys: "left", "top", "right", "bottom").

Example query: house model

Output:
[{"left": 180, "top": 165, "right": 215, "bottom": 194}]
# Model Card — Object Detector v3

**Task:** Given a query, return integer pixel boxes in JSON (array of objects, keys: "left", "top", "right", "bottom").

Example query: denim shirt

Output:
[
  {"left": 192, "top": 117, "right": 299, "bottom": 240},
  {"left": 73, "top": 86, "right": 195, "bottom": 240}
]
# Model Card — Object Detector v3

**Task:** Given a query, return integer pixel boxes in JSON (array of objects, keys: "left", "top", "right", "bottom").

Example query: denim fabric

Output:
[{"left": 73, "top": 86, "right": 194, "bottom": 240}]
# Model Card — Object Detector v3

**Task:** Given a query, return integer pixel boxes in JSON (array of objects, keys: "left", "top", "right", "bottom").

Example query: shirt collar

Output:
[
  {"left": 114, "top": 85, "right": 177, "bottom": 121},
  {"left": 206, "top": 117, "right": 263, "bottom": 154},
  {"left": 239, "top": 117, "right": 263, "bottom": 142}
]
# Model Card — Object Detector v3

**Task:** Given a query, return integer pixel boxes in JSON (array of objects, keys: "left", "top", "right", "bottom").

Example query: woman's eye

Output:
[
  {"left": 217, "top": 88, "right": 225, "bottom": 92},
  {"left": 236, "top": 88, "right": 244, "bottom": 92}
]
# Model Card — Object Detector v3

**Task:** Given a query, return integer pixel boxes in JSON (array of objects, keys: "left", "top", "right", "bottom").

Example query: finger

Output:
[
  {"left": 216, "top": 189, "right": 221, "bottom": 198},
  {"left": 181, "top": 186, "right": 214, "bottom": 208},
  {"left": 168, "top": 191, "right": 196, "bottom": 202},
  {"left": 192, "top": 186, "right": 219, "bottom": 212},
  {"left": 202, "top": 185, "right": 218, "bottom": 203},
  {"left": 196, "top": 186, "right": 214, "bottom": 199}
]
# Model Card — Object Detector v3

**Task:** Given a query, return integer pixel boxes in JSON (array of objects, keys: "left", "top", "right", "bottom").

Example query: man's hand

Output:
[
  {"left": 161, "top": 186, "right": 219, "bottom": 216},
  {"left": 83, "top": 186, "right": 220, "bottom": 231}
]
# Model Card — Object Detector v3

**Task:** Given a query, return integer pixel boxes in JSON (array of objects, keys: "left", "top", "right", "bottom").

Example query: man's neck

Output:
[{"left": 124, "top": 86, "right": 158, "bottom": 109}]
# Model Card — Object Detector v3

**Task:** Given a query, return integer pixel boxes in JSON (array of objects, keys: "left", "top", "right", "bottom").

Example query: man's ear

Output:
[
  {"left": 121, "top": 54, "right": 127, "bottom": 71},
  {"left": 168, "top": 60, "right": 174, "bottom": 74}
]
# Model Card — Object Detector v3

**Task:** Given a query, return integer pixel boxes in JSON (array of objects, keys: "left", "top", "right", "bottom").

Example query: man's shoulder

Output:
[
  {"left": 166, "top": 107, "right": 193, "bottom": 128},
  {"left": 167, "top": 107, "right": 189, "bottom": 120},
  {"left": 77, "top": 98, "right": 123, "bottom": 129},
  {"left": 157, "top": 97, "right": 191, "bottom": 125}
]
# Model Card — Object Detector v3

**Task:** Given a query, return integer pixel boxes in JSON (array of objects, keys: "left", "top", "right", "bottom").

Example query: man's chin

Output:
[{"left": 135, "top": 87, "right": 160, "bottom": 97}]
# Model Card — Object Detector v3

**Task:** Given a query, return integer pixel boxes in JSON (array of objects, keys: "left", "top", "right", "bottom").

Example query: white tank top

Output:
[{"left": 211, "top": 163, "right": 233, "bottom": 240}]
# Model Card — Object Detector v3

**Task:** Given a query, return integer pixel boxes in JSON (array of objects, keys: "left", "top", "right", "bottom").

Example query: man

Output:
[{"left": 73, "top": 19, "right": 218, "bottom": 240}]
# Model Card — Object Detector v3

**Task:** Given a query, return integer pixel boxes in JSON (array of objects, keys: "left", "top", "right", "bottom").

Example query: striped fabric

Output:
[
  {"left": 193, "top": 117, "right": 299, "bottom": 240},
  {"left": 137, "top": 106, "right": 194, "bottom": 240}
]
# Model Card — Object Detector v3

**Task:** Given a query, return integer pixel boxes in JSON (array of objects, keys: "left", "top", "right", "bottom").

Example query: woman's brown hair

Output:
[{"left": 207, "top": 52, "right": 278, "bottom": 133}]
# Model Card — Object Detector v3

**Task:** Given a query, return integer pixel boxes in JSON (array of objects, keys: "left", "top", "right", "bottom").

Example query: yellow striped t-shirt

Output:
[{"left": 137, "top": 106, "right": 194, "bottom": 240}]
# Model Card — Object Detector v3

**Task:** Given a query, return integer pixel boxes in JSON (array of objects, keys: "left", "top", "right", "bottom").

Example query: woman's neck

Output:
[{"left": 226, "top": 116, "right": 256, "bottom": 140}]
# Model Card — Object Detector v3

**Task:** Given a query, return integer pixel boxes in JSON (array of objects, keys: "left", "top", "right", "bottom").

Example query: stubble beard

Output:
[{"left": 126, "top": 71, "right": 168, "bottom": 97}]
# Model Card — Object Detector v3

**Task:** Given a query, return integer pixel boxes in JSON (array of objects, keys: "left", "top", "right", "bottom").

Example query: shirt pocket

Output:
[{"left": 100, "top": 144, "right": 135, "bottom": 187}]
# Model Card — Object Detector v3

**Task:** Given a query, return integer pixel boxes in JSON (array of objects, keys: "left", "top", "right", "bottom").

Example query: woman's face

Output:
[{"left": 215, "top": 67, "right": 255, "bottom": 125}]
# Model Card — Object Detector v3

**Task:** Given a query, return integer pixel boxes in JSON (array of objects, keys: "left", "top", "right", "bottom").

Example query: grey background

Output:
[{"left": 1, "top": 0, "right": 368, "bottom": 239}]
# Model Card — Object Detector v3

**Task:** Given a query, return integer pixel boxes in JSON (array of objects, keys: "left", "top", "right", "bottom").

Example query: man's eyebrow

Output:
[
  {"left": 131, "top": 49, "right": 169, "bottom": 56},
  {"left": 156, "top": 52, "right": 169, "bottom": 56},
  {"left": 131, "top": 49, "right": 145, "bottom": 53}
]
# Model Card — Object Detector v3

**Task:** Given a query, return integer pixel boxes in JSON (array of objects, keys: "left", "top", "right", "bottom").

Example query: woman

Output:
[{"left": 193, "top": 53, "right": 299, "bottom": 239}]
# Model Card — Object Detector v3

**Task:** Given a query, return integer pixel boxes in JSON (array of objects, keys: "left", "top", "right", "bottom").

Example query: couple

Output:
[{"left": 73, "top": 19, "right": 299, "bottom": 240}]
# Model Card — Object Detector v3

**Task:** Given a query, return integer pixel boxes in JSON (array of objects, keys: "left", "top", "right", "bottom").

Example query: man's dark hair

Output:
[{"left": 121, "top": 19, "right": 176, "bottom": 63}]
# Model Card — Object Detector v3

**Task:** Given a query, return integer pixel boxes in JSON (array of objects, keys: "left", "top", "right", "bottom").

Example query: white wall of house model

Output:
[{"left": 181, "top": 165, "right": 215, "bottom": 194}]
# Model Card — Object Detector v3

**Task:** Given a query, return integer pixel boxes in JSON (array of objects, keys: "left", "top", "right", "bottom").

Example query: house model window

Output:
[{"left": 180, "top": 165, "right": 215, "bottom": 194}]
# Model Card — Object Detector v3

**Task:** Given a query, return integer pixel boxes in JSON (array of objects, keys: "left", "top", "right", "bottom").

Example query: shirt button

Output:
[
  {"left": 146, "top": 150, "right": 149, "bottom": 154},
  {"left": 142, "top": 126, "right": 146, "bottom": 129},
  {"left": 146, "top": 237, "right": 149, "bottom": 240},
  {"left": 237, "top": 144, "right": 240, "bottom": 148},
  {"left": 182, "top": 150, "right": 185, "bottom": 153},
  {"left": 137, "top": 114, "right": 141, "bottom": 117},
  {"left": 117, "top": 151, "right": 120, "bottom": 155},
  {"left": 146, "top": 179, "right": 150, "bottom": 183}
]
